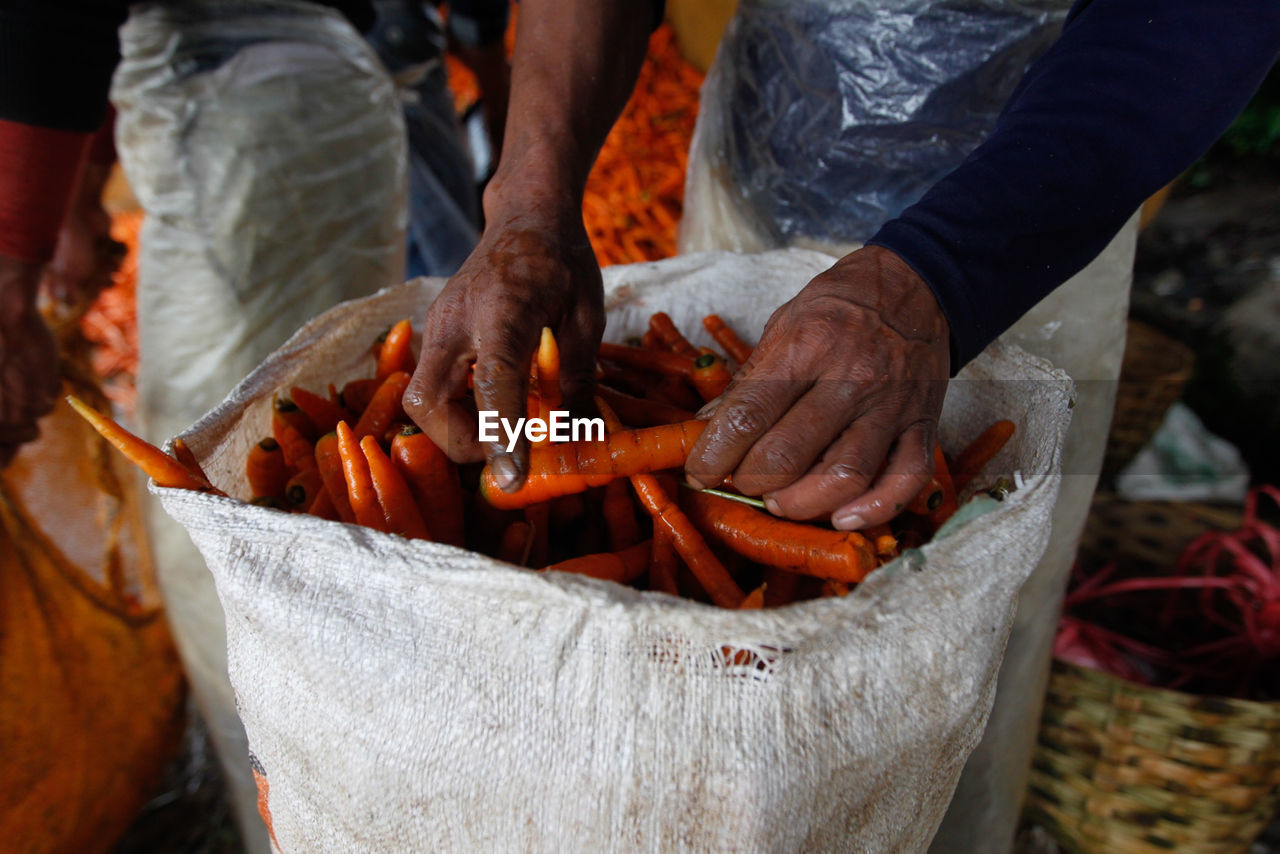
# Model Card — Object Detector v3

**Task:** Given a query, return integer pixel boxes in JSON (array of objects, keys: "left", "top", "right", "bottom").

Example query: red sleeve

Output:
[{"left": 0, "top": 119, "right": 90, "bottom": 263}]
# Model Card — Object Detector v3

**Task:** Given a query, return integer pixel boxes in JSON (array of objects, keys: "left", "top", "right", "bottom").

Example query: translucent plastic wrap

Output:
[
  {"left": 110, "top": 2, "right": 407, "bottom": 850},
  {"left": 680, "top": 0, "right": 1071, "bottom": 252}
]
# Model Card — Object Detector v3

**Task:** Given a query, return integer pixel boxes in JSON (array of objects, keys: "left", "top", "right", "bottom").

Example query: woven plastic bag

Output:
[
  {"left": 0, "top": 332, "right": 186, "bottom": 853},
  {"left": 157, "top": 250, "right": 1071, "bottom": 852}
]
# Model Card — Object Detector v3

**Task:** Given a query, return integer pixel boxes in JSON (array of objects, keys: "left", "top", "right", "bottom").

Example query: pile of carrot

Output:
[
  {"left": 69, "top": 310, "right": 1016, "bottom": 611},
  {"left": 80, "top": 209, "right": 142, "bottom": 415}
]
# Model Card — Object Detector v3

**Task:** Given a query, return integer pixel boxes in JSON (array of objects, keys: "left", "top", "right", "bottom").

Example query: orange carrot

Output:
[
  {"left": 171, "top": 438, "right": 212, "bottom": 486},
  {"left": 272, "top": 410, "right": 316, "bottom": 473},
  {"left": 290, "top": 386, "right": 347, "bottom": 436},
  {"left": 928, "top": 443, "right": 959, "bottom": 531},
  {"left": 640, "top": 329, "right": 662, "bottom": 350},
  {"left": 498, "top": 520, "right": 534, "bottom": 565},
  {"left": 353, "top": 371, "right": 410, "bottom": 441},
  {"left": 376, "top": 319, "right": 415, "bottom": 381},
  {"left": 314, "top": 432, "right": 357, "bottom": 524},
  {"left": 336, "top": 421, "right": 387, "bottom": 531},
  {"left": 690, "top": 350, "right": 732, "bottom": 402},
  {"left": 247, "top": 437, "right": 290, "bottom": 500},
  {"left": 595, "top": 385, "right": 693, "bottom": 427},
  {"left": 284, "top": 467, "right": 323, "bottom": 509},
  {"left": 598, "top": 341, "right": 696, "bottom": 377},
  {"left": 478, "top": 419, "right": 707, "bottom": 509},
  {"left": 545, "top": 540, "right": 651, "bottom": 584},
  {"left": 596, "top": 398, "right": 744, "bottom": 608},
  {"left": 865, "top": 523, "right": 900, "bottom": 560},
  {"left": 739, "top": 584, "right": 766, "bottom": 610},
  {"left": 361, "top": 434, "right": 431, "bottom": 540},
  {"left": 340, "top": 378, "right": 382, "bottom": 416},
  {"left": 602, "top": 478, "right": 640, "bottom": 551},
  {"left": 305, "top": 483, "right": 338, "bottom": 520},
  {"left": 536, "top": 326, "right": 562, "bottom": 410},
  {"left": 905, "top": 478, "right": 945, "bottom": 515},
  {"left": 67, "top": 395, "right": 214, "bottom": 492},
  {"left": 390, "top": 425, "right": 465, "bottom": 547},
  {"left": 821, "top": 580, "right": 851, "bottom": 598},
  {"left": 682, "top": 490, "right": 878, "bottom": 584},
  {"left": 951, "top": 420, "right": 1015, "bottom": 491},
  {"left": 648, "top": 312, "right": 699, "bottom": 358},
  {"left": 274, "top": 396, "right": 315, "bottom": 441},
  {"left": 649, "top": 527, "right": 680, "bottom": 595},
  {"left": 702, "top": 314, "right": 753, "bottom": 366}
]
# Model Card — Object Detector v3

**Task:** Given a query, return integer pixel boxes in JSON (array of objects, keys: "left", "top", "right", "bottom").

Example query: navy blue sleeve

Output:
[{"left": 868, "top": 0, "right": 1280, "bottom": 371}]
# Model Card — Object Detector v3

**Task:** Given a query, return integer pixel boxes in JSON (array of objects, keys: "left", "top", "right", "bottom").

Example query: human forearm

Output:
[{"left": 870, "top": 0, "right": 1280, "bottom": 369}]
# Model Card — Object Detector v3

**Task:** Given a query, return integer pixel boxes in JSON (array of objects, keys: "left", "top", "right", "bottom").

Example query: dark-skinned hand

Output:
[
  {"left": 403, "top": 200, "right": 603, "bottom": 487},
  {"left": 687, "top": 245, "right": 951, "bottom": 530}
]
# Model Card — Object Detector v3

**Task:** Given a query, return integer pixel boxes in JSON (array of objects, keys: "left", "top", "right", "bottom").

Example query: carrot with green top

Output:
[
  {"left": 702, "top": 314, "right": 753, "bottom": 366},
  {"left": 67, "top": 395, "right": 216, "bottom": 492},
  {"left": 376, "top": 319, "right": 415, "bottom": 380},
  {"left": 479, "top": 419, "right": 707, "bottom": 510},
  {"left": 290, "top": 386, "right": 347, "bottom": 436},
  {"left": 314, "top": 431, "right": 357, "bottom": 524},
  {"left": 690, "top": 350, "right": 732, "bottom": 402},
  {"left": 681, "top": 490, "right": 877, "bottom": 584},
  {"left": 545, "top": 540, "right": 651, "bottom": 584},
  {"left": 361, "top": 434, "right": 431, "bottom": 539},
  {"left": 598, "top": 341, "right": 696, "bottom": 377},
  {"left": 390, "top": 425, "right": 464, "bottom": 547},
  {"left": 353, "top": 371, "right": 410, "bottom": 440},
  {"left": 247, "top": 437, "right": 290, "bottom": 500},
  {"left": 336, "top": 421, "right": 387, "bottom": 531},
  {"left": 648, "top": 312, "right": 699, "bottom": 358},
  {"left": 596, "top": 398, "right": 744, "bottom": 608},
  {"left": 951, "top": 420, "right": 1015, "bottom": 491}
]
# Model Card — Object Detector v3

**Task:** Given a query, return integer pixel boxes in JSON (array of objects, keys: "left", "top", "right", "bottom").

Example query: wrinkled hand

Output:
[
  {"left": 404, "top": 205, "right": 603, "bottom": 487},
  {"left": 687, "top": 245, "right": 951, "bottom": 530},
  {"left": 1, "top": 259, "right": 60, "bottom": 468}
]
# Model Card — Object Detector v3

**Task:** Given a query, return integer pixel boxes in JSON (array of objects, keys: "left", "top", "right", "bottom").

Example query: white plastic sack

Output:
[
  {"left": 158, "top": 250, "right": 1071, "bottom": 852},
  {"left": 111, "top": 2, "right": 408, "bottom": 849}
]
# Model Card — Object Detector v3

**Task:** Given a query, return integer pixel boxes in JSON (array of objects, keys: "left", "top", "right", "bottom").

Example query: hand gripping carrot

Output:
[
  {"left": 702, "top": 314, "right": 753, "bottom": 366},
  {"left": 648, "top": 312, "right": 699, "bottom": 358},
  {"left": 361, "top": 434, "right": 432, "bottom": 540},
  {"left": 376, "top": 319, "right": 415, "bottom": 381},
  {"left": 479, "top": 419, "right": 707, "bottom": 510},
  {"left": 290, "top": 386, "right": 347, "bottom": 436},
  {"left": 67, "top": 395, "right": 217, "bottom": 492},
  {"left": 690, "top": 350, "right": 732, "bottom": 402},
  {"left": 951, "top": 420, "right": 1015, "bottom": 491},
  {"left": 681, "top": 490, "right": 877, "bottom": 584},
  {"left": 353, "top": 371, "right": 411, "bottom": 441},
  {"left": 545, "top": 540, "right": 652, "bottom": 584},
  {"left": 336, "top": 421, "right": 387, "bottom": 531},
  {"left": 596, "top": 398, "right": 744, "bottom": 608},
  {"left": 390, "top": 425, "right": 464, "bottom": 547},
  {"left": 314, "top": 431, "right": 357, "bottom": 524}
]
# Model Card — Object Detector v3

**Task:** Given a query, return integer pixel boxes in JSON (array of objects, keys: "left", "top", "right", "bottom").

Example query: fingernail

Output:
[
  {"left": 492, "top": 454, "right": 520, "bottom": 492},
  {"left": 686, "top": 475, "right": 707, "bottom": 491},
  {"left": 695, "top": 396, "right": 722, "bottom": 420},
  {"left": 764, "top": 497, "right": 782, "bottom": 516},
  {"left": 832, "top": 510, "right": 866, "bottom": 530}
]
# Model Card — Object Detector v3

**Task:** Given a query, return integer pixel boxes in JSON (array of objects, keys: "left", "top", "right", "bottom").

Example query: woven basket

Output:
[
  {"left": 1025, "top": 494, "right": 1280, "bottom": 853},
  {"left": 1102, "top": 320, "right": 1196, "bottom": 482}
]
